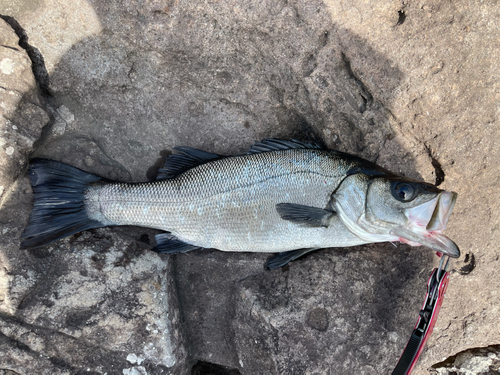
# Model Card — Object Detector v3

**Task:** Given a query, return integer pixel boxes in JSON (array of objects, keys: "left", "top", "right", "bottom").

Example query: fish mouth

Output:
[{"left": 390, "top": 191, "right": 460, "bottom": 258}]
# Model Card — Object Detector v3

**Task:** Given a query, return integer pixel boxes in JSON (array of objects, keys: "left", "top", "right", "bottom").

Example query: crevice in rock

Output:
[
  {"left": 218, "top": 98, "right": 256, "bottom": 117},
  {"left": 171, "top": 256, "right": 198, "bottom": 368},
  {"left": 319, "top": 30, "right": 329, "bottom": 49},
  {"left": 0, "top": 311, "right": 131, "bottom": 372},
  {"left": 1, "top": 44, "right": 20, "bottom": 51},
  {"left": 0, "top": 15, "right": 51, "bottom": 98},
  {"left": 0, "top": 369, "right": 21, "bottom": 375},
  {"left": 457, "top": 251, "right": 475, "bottom": 275},
  {"left": 191, "top": 360, "right": 241, "bottom": 375},
  {"left": 301, "top": 31, "right": 329, "bottom": 78},
  {"left": 302, "top": 53, "right": 317, "bottom": 77},
  {"left": 430, "top": 344, "right": 500, "bottom": 370},
  {"left": 395, "top": 10, "right": 406, "bottom": 26},
  {"left": 0, "top": 330, "right": 37, "bottom": 357},
  {"left": 47, "top": 356, "right": 80, "bottom": 373},
  {"left": 424, "top": 144, "right": 445, "bottom": 186},
  {"left": 341, "top": 52, "right": 373, "bottom": 113},
  {"left": 0, "top": 14, "right": 61, "bottom": 164}
]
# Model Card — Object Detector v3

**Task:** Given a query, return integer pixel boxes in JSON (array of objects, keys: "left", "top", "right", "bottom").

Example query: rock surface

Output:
[
  {"left": 0, "top": 17, "right": 48, "bottom": 202},
  {"left": 0, "top": 0, "right": 499, "bottom": 374},
  {"left": 430, "top": 345, "right": 500, "bottom": 375},
  {"left": 0, "top": 15, "right": 188, "bottom": 374},
  {"left": 0, "top": 177, "right": 188, "bottom": 374},
  {"left": 234, "top": 246, "right": 432, "bottom": 374}
]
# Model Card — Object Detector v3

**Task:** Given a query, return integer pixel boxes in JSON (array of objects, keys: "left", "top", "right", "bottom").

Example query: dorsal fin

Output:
[
  {"left": 247, "top": 138, "right": 322, "bottom": 154},
  {"left": 157, "top": 146, "right": 223, "bottom": 180}
]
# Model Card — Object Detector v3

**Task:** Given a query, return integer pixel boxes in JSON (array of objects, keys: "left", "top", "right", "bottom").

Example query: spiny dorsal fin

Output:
[
  {"left": 247, "top": 139, "right": 322, "bottom": 154},
  {"left": 157, "top": 146, "right": 223, "bottom": 180}
]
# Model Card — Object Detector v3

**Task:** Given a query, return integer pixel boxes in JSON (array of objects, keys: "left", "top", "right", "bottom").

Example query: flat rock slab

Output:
[
  {"left": 234, "top": 246, "right": 432, "bottom": 374},
  {"left": 0, "top": 0, "right": 499, "bottom": 374},
  {"left": 0, "top": 177, "right": 188, "bottom": 374}
]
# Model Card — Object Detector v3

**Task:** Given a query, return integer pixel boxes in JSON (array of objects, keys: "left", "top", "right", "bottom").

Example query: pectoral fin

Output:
[
  {"left": 266, "top": 248, "right": 321, "bottom": 269},
  {"left": 276, "top": 203, "right": 335, "bottom": 227},
  {"left": 153, "top": 233, "right": 202, "bottom": 254}
]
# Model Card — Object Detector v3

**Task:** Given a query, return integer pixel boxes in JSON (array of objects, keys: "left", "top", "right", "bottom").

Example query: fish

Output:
[{"left": 20, "top": 139, "right": 459, "bottom": 268}]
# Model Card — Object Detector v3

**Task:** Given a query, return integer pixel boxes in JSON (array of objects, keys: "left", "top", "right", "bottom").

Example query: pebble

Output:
[{"left": 0, "top": 58, "right": 15, "bottom": 75}]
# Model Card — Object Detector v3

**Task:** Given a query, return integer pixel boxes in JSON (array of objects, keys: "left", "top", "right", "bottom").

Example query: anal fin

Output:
[
  {"left": 153, "top": 233, "right": 201, "bottom": 254},
  {"left": 266, "top": 248, "right": 320, "bottom": 269}
]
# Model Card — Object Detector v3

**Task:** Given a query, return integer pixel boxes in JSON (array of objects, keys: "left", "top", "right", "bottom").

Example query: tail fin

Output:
[{"left": 20, "top": 159, "right": 105, "bottom": 249}]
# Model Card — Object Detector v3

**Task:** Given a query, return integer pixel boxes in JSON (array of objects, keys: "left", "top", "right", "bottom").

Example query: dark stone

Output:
[
  {"left": 306, "top": 307, "right": 329, "bottom": 331},
  {"left": 191, "top": 361, "right": 241, "bottom": 375},
  {"left": 458, "top": 252, "right": 476, "bottom": 276}
]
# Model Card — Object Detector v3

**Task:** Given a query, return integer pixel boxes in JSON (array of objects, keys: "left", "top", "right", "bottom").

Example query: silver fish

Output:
[{"left": 20, "top": 139, "right": 459, "bottom": 268}]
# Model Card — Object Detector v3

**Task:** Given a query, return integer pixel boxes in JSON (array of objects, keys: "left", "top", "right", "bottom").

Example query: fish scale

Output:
[{"left": 86, "top": 149, "right": 363, "bottom": 252}]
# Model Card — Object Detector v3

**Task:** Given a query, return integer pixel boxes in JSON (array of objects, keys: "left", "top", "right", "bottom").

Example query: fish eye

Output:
[{"left": 391, "top": 182, "right": 416, "bottom": 202}]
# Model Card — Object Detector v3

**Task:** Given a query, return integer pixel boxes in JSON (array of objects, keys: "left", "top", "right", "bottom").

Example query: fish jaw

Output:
[{"left": 391, "top": 191, "right": 460, "bottom": 258}]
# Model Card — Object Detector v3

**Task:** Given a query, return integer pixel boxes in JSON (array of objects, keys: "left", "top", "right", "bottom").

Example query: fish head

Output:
[{"left": 333, "top": 173, "right": 460, "bottom": 258}]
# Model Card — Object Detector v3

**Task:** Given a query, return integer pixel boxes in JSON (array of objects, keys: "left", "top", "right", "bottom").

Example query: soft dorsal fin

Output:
[
  {"left": 157, "top": 146, "right": 223, "bottom": 180},
  {"left": 247, "top": 138, "right": 322, "bottom": 154}
]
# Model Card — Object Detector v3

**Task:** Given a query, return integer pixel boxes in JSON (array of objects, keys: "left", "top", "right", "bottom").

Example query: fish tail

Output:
[{"left": 20, "top": 159, "right": 105, "bottom": 249}]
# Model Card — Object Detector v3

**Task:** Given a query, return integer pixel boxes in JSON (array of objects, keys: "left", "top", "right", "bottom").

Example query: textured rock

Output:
[
  {"left": 234, "top": 246, "right": 432, "bottom": 374},
  {"left": 430, "top": 345, "right": 500, "bottom": 375},
  {"left": 174, "top": 250, "right": 268, "bottom": 370},
  {"left": 0, "top": 0, "right": 102, "bottom": 75},
  {"left": 19, "top": 0, "right": 433, "bottom": 182},
  {"left": 0, "top": 12, "right": 189, "bottom": 374},
  {"left": 0, "top": 0, "right": 498, "bottom": 374},
  {"left": 0, "top": 18, "right": 48, "bottom": 201},
  {"left": 0, "top": 176, "right": 188, "bottom": 374}
]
